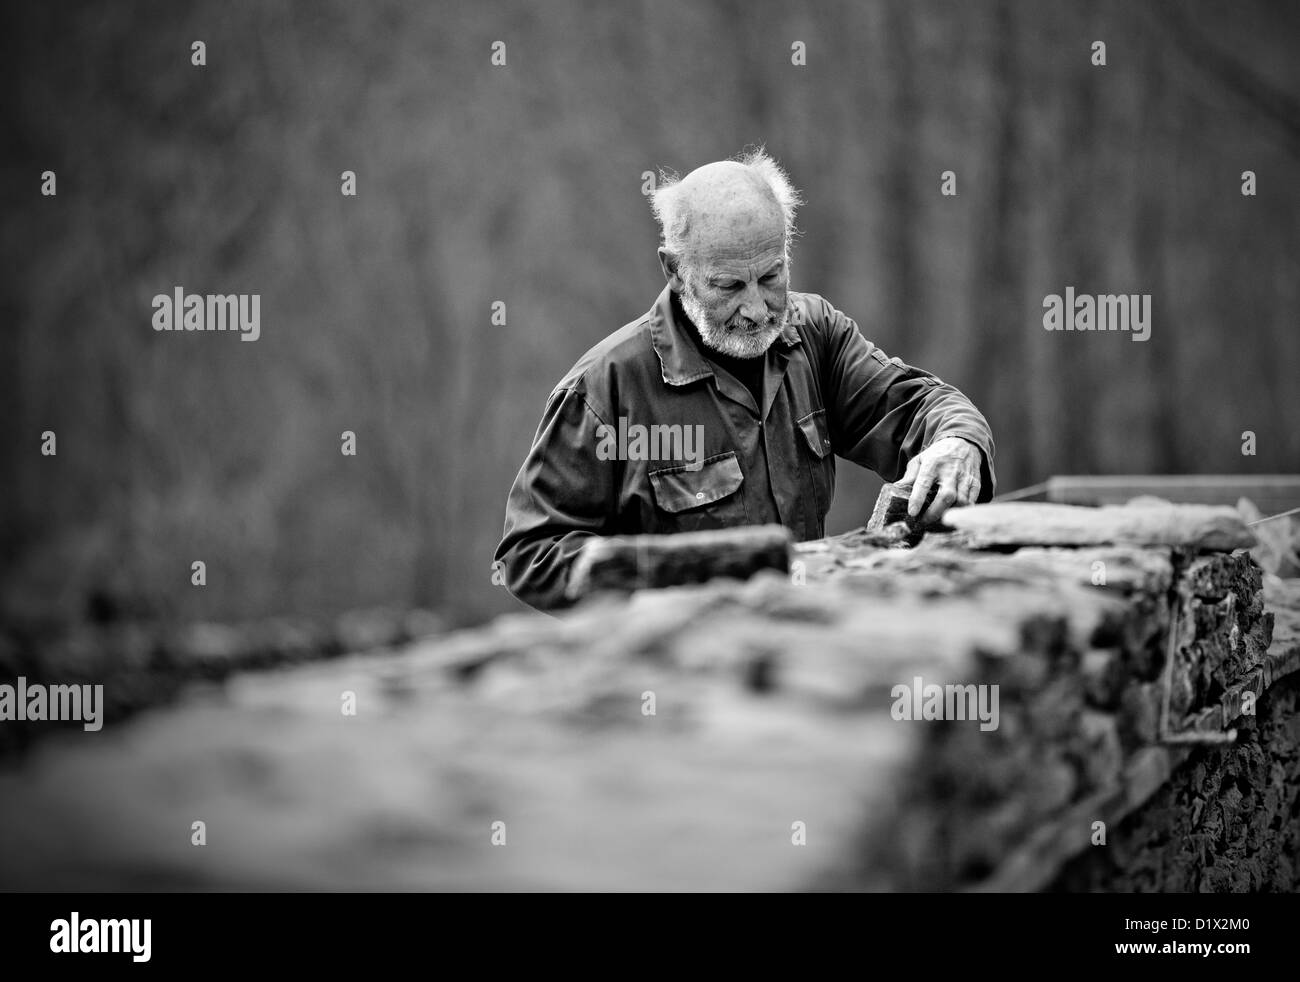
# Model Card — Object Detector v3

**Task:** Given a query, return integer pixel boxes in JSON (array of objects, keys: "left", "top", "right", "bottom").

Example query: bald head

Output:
[
  {"left": 662, "top": 161, "right": 785, "bottom": 262},
  {"left": 649, "top": 148, "right": 802, "bottom": 270}
]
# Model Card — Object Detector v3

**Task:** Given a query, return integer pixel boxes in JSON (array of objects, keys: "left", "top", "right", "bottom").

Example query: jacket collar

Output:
[{"left": 648, "top": 284, "right": 803, "bottom": 387}]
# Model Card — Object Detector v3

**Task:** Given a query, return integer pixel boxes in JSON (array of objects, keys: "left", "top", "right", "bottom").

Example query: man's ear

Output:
[{"left": 658, "top": 247, "right": 685, "bottom": 292}]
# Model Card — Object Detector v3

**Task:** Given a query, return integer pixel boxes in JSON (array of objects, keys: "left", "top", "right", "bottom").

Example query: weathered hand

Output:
[{"left": 897, "top": 436, "right": 983, "bottom": 525}]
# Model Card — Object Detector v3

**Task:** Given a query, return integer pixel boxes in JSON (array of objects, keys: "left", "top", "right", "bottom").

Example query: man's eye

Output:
[
  {"left": 722, "top": 281, "right": 743, "bottom": 291},
  {"left": 762, "top": 273, "right": 779, "bottom": 283}
]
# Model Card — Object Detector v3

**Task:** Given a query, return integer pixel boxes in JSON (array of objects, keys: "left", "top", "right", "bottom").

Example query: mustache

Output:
[{"left": 727, "top": 306, "right": 786, "bottom": 331}]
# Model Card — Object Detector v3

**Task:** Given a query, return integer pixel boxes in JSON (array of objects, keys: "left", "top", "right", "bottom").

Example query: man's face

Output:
[{"left": 677, "top": 235, "right": 791, "bottom": 360}]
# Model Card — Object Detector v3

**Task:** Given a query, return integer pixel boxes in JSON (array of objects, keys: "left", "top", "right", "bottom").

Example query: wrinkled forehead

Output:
[{"left": 689, "top": 224, "right": 787, "bottom": 271}]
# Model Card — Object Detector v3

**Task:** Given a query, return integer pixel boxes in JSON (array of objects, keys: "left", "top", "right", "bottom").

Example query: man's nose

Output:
[{"left": 738, "top": 281, "right": 767, "bottom": 322}]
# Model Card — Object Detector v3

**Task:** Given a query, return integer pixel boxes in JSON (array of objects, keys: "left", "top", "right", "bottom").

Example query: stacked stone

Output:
[
  {"left": 0, "top": 502, "right": 1294, "bottom": 892},
  {"left": 801, "top": 502, "right": 1273, "bottom": 889}
]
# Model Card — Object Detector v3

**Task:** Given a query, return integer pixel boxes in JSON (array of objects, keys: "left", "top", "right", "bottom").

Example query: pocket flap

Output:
[
  {"left": 649, "top": 451, "right": 744, "bottom": 513},
  {"left": 797, "top": 409, "right": 833, "bottom": 459}
]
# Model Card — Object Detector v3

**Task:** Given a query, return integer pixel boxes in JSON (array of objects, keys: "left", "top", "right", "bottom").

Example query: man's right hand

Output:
[{"left": 895, "top": 436, "right": 984, "bottom": 526}]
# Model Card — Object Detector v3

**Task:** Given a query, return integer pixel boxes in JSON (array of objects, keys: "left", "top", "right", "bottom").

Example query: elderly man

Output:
[{"left": 495, "top": 149, "right": 996, "bottom": 611}]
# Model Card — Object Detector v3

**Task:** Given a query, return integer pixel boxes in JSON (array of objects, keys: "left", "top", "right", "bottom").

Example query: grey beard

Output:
[{"left": 679, "top": 286, "right": 788, "bottom": 360}]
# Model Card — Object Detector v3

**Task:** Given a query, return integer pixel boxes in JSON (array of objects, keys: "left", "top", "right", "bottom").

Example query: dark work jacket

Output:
[{"left": 495, "top": 285, "right": 997, "bottom": 611}]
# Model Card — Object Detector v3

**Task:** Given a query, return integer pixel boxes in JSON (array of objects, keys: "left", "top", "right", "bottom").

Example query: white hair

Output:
[{"left": 650, "top": 147, "right": 803, "bottom": 263}]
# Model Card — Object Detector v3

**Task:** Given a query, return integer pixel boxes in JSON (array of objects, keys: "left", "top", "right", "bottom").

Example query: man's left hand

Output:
[{"left": 897, "top": 436, "right": 984, "bottom": 525}]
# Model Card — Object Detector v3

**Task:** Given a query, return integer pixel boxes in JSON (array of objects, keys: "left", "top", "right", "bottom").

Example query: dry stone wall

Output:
[{"left": 0, "top": 502, "right": 1296, "bottom": 891}]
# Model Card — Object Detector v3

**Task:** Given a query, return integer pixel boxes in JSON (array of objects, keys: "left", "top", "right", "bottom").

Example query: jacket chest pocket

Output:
[
  {"left": 796, "top": 408, "right": 835, "bottom": 524},
  {"left": 647, "top": 451, "right": 749, "bottom": 532}
]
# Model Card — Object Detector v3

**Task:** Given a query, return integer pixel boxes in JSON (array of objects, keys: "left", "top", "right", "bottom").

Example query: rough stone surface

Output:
[
  {"left": 0, "top": 503, "right": 1295, "bottom": 891},
  {"left": 566, "top": 524, "right": 792, "bottom": 600},
  {"left": 867, "top": 482, "right": 944, "bottom": 543},
  {"left": 1053, "top": 677, "right": 1300, "bottom": 892},
  {"left": 943, "top": 502, "right": 1257, "bottom": 552}
]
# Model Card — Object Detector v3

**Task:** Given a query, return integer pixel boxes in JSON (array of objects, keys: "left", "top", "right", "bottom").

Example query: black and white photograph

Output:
[{"left": 1, "top": 0, "right": 1298, "bottom": 963}]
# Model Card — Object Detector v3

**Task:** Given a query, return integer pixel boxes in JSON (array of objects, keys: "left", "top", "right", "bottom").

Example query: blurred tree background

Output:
[{"left": 2, "top": 0, "right": 1297, "bottom": 630}]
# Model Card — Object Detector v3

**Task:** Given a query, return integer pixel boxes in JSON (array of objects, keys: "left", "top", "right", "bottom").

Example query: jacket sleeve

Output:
[
  {"left": 815, "top": 297, "right": 997, "bottom": 500},
  {"left": 494, "top": 383, "right": 619, "bottom": 612}
]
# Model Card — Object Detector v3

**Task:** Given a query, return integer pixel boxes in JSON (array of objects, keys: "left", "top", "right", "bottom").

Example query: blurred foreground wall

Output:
[{"left": 1, "top": 502, "right": 1297, "bottom": 890}]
